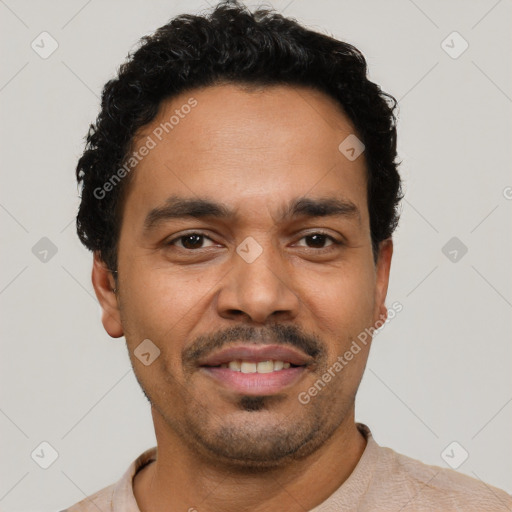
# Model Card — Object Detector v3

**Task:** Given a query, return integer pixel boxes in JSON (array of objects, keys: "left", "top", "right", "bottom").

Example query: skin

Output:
[{"left": 92, "top": 83, "right": 393, "bottom": 512}]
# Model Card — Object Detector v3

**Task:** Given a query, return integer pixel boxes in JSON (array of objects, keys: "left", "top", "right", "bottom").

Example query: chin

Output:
[{"left": 181, "top": 406, "right": 334, "bottom": 470}]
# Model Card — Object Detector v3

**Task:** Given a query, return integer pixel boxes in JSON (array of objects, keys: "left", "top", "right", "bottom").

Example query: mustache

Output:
[{"left": 182, "top": 324, "right": 324, "bottom": 366}]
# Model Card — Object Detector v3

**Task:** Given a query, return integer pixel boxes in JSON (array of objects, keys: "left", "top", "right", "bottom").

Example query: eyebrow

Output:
[{"left": 143, "top": 194, "right": 360, "bottom": 231}]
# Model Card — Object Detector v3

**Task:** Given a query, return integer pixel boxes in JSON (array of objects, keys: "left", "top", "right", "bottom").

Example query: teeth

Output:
[
  {"left": 256, "top": 360, "right": 274, "bottom": 373},
  {"left": 240, "top": 361, "right": 257, "bottom": 373},
  {"left": 220, "top": 360, "right": 293, "bottom": 373},
  {"left": 228, "top": 360, "right": 241, "bottom": 371},
  {"left": 273, "top": 360, "right": 284, "bottom": 371}
]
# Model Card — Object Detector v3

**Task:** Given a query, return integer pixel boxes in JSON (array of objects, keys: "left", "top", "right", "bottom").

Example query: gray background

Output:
[{"left": 0, "top": 0, "right": 511, "bottom": 510}]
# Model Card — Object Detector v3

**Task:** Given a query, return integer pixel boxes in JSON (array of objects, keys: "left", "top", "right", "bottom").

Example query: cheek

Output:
[
  {"left": 300, "top": 263, "right": 376, "bottom": 345},
  {"left": 119, "top": 263, "right": 215, "bottom": 346}
]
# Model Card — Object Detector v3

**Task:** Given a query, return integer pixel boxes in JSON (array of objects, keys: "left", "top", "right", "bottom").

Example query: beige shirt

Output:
[{"left": 64, "top": 423, "right": 512, "bottom": 511}]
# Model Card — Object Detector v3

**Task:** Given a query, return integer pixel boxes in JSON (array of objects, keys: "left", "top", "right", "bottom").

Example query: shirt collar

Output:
[{"left": 112, "top": 445, "right": 157, "bottom": 511}]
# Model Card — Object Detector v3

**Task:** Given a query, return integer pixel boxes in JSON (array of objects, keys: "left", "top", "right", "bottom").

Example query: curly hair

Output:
[{"left": 76, "top": 0, "right": 402, "bottom": 276}]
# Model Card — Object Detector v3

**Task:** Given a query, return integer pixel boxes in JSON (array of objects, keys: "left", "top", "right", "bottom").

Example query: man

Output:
[{"left": 66, "top": 1, "right": 512, "bottom": 510}]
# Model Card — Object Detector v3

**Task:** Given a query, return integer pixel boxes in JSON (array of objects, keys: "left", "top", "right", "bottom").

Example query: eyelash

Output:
[{"left": 165, "top": 231, "right": 343, "bottom": 251}]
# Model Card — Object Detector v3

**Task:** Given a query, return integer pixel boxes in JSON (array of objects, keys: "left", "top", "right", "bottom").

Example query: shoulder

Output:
[
  {"left": 372, "top": 443, "right": 512, "bottom": 511},
  {"left": 62, "top": 483, "right": 115, "bottom": 511}
]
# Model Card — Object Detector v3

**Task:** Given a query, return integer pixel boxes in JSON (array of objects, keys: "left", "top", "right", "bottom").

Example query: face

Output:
[{"left": 93, "top": 83, "right": 392, "bottom": 469}]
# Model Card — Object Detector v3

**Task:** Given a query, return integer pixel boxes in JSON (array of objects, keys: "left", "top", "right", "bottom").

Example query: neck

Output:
[{"left": 134, "top": 408, "right": 367, "bottom": 512}]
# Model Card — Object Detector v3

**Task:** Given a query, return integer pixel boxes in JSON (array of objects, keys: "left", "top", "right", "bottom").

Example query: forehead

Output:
[{"left": 122, "top": 83, "right": 369, "bottom": 228}]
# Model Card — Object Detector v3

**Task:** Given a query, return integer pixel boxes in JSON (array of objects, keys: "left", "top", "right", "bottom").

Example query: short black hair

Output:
[{"left": 75, "top": 0, "right": 402, "bottom": 276}]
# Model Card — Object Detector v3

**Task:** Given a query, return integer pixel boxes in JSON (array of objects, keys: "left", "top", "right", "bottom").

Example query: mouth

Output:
[
  {"left": 203, "top": 359, "right": 298, "bottom": 372},
  {"left": 198, "top": 344, "right": 312, "bottom": 396}
]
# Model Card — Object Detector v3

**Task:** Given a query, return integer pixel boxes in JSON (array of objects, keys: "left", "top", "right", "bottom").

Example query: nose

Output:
[{"left": 216, "top": 237, "right": 300, "bottom": 324}]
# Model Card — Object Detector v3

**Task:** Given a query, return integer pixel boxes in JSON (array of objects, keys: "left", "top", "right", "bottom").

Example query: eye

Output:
[
  {"left": 167, "top": 232, "right": 217, "bottom": 250},
  {"left": 295, "top": 233, "right": 340, "bottom": 249}
]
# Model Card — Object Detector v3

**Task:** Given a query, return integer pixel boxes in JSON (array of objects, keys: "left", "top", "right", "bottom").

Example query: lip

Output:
[
  {"left": 197, "top": 344, "right": 313, "bottom": 367},
  {"left": 197, "top": 344, "right": 313, "bottom": 396},
  {"left": 200, "top": 366, "right": 307, "bottom": 396}
]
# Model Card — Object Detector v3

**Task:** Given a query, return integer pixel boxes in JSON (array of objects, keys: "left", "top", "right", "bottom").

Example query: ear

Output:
[
  {"left": 373, "top": 239, "right": 393, "bottom": 325},
  {"left": 91, "top": 252, "right": 124, "bottom": 338}
]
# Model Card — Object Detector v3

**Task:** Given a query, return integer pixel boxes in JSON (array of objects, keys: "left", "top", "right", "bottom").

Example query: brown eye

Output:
[
  {"left": 167, "top": 233, "right": 216, "bottom": 250},
  {"left": 297, "top": 233, "right": 338, "bottom": 249},
  {"left": 305, "top": 234, "right": 330, "bottom": 248},
  {"left": 180, "top": 234, "right": 205, "bottom": 249}
]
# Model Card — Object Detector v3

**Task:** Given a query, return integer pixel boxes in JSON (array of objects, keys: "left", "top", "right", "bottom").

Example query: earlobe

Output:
[
  {"left": 378, "top": 303, "right": 388, "bottom": 324},
  {"left": 374, "top": 239, "right": 393, "bottom": 326},
  {"left": 91, "top": 252, "right": 124, "bottom": 338}
]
